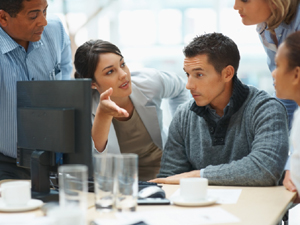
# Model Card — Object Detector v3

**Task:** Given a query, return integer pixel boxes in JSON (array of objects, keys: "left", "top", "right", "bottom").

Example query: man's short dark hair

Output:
[
  {"left": 183, "top": 33, "right": 240, "bottom": 75},
  {"left": 0, "top": 0, "right": 29, "bottom": 17}
]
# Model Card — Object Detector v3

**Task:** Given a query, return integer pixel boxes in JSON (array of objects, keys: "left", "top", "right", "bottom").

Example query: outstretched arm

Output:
[{"left": 92, "top": 88, "right": 129, "bottom": 152}]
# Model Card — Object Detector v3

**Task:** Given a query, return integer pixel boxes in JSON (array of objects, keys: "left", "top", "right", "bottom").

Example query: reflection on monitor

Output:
[{"left": 16, "top": 79, "right": 92, "bottom": 202}]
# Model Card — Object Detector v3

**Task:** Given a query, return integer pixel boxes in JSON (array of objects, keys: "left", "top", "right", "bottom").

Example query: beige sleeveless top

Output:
[{"left": 112, "top": 109, "right": 162, "bottom": 181}]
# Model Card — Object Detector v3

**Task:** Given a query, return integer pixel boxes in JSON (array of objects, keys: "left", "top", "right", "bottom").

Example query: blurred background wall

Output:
[{"left": 48, "top": 0, "right": 273, "bottom": 95}]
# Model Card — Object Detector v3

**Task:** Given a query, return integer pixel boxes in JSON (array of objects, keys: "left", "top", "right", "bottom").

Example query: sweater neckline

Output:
[{"left": 190, "top": 76, "right": 249, "bottom": 146}]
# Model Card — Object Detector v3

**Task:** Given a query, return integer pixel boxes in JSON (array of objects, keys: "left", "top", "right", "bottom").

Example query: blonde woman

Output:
[{"left": 234, "top": 0, "right": 300, "bottom": 193}]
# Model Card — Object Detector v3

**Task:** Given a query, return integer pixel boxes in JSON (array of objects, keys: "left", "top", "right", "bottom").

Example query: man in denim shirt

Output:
[{"left": 0, "top": 0, "right": 72, "bottom": 180}]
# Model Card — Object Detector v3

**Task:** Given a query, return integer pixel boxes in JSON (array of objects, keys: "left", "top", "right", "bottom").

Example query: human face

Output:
[
  {"left": 93, "top": 53, "right": 131, "bottom": 101},
  {"left": 1, "top": 0, "right": 48, "bottom": 50},
  {"left": 184, "top": 54, "right": 227, "bottom": 109},
  {"left": 233, "top": 0, "right": 272, "bottom": 25},
  {"left": 272, "top": 43, "right": 296, "bottom": 100}
]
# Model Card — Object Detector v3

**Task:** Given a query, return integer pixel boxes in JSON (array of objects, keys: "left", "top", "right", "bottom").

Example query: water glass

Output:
[
  {"left": 93, "top": 154, "right": 114, "bottom": 212},
  {"left": 58, "top": 164, "right": 88, "bottom": 212},
  {"left": 47, "top": 206, "right": 85, "bottom": 225},
  {"left": 114, "top": 153, "right": 138, "bottom": 212}
]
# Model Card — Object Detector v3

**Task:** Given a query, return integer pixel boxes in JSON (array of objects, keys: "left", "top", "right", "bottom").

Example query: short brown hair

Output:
[{"left": 183, "top": 33, "right": 240, "bottom": 75}]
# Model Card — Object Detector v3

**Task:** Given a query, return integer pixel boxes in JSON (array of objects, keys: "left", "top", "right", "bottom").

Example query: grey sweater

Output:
[{"left": 158, "top": 77, "right": 289, "bottom": 186}]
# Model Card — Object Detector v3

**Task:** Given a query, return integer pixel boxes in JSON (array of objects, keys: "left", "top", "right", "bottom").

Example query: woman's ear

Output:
[
  {"left": 293, "top": 66, "right": 300, "bottom": 86},
  {"left": 91, "top": 82, "right": 98, "bottom": 90}
]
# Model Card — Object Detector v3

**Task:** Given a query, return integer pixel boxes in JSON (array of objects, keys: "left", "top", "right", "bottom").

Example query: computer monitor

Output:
[{"left": 16, "top": 79, "right": 93, "bottom": 202}]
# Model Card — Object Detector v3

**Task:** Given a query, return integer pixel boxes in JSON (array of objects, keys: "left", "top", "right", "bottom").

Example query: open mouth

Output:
[{"left": 119, "top": 81, "right": 129, "bottom": 88}]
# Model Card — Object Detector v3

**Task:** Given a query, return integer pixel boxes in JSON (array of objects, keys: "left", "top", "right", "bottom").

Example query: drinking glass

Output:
[
  {"left": 93, "top": 154, "right": 115, "bottom": 212},
  {"left": 58, "top": 164, "right": 88, "bottom": 212},
  {"left": 114, "top": 153, "right": 138, "bottom": 212}
]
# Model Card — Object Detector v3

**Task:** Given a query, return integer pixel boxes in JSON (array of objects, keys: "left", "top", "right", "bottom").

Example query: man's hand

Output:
[
  {"left": 283, "top": 170, "right": 297, "bottom": 192},
  {"left": 294, "top": 193, "right": 300, "bottom": 204},
  {"left": 283, "top": 170, "right": 300, "bottom": 203},
  {"left": 149, "top": 170, "right": 200, "bottom": 185}
]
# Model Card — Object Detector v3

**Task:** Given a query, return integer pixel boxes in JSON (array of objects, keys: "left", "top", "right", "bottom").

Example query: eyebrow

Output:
[
  {"left": 27, "top": 5, "right": 48, "bottom": 14},
  {"left": 183, "top": 67, "right": 204, "bottom": 72},
  {"left": 102, "top": 56, "right": 124, "bottom": 72},
  {"left": 192, "top": 68, "right": 204, "bottom": 71}
]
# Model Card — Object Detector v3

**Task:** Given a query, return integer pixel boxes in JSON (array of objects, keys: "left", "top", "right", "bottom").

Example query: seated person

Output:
[
  {"left": 150, "top": 33, "right": 289, "bottom": 186},
  {"left": 74, "top": 40, "right": 190, "bottom": 181},
  {"left": 272, "top": 31, "right": 300, "bottom": 201}
]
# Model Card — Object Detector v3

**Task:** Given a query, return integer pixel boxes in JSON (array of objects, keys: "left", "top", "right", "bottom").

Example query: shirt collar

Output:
[
  {"left": 274, "top": 22, "right": 288, "bottom": 38},
  {"left": 256, "top": 22, "right": 267, "bottom": 34},
  {"left": 0, "top": 27, "right": 20, "bottom": 54},
  {"left": 205, "top": 102, "right": 230, "bottom": 120},
  {"left": 0, "top": 27, "right": 43, "bottom": 54},
  {"left": 256, "top": 21, "right": 289, "bottom": 35},
  {"left": 27, "top": 39, "right": 43, "bottom": 54}
]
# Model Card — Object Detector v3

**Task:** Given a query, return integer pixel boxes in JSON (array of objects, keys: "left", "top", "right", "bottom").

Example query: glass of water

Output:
[
  {"left": 93, "top": 154, "right": 115, "bottom": 212},
  {"left": 114, "top": 153, "right": 138, "bottom": 212},
  {"left": 58, "top": 164, "right": 88, "bottom": 213}
]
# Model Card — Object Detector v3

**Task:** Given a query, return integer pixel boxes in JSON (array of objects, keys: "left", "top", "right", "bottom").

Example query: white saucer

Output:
[
  {"left": 172, "top": 196, "right": 218, "bottom": 207},
  {"left": 0, "top": 199, "right": 43, "bottom": 212}
]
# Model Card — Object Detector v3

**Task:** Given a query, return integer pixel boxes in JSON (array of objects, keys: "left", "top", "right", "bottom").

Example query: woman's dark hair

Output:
[
  {"left": 0, "top": 0, "right": 28, "bottom": 17},
  {"left": 284, "top": 31, "right": 300, "bottom": 70},
  {"left": 74, "top": 39, "right": 122, "bottom": 81},
  {"left": 183, "top": 33, "right": 240, "bottom": 75}
]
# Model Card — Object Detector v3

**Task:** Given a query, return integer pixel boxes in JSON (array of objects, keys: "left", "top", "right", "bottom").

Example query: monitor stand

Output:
[
  {"left": 31, "top": 189, "right": 59, "bottom": 202},
  {"left": 30, "top": 150, "right": 59, "bottom": 202}
]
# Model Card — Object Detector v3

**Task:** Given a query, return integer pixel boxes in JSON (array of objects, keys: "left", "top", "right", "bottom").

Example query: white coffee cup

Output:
[
  {"left": 0, "top": 181, "right": 31, "bottom": 206},
  {"left": 180, "top": 178, "right": 208, "bottom": 202}
]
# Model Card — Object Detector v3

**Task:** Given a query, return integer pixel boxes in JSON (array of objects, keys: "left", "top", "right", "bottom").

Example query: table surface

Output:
[
  {"left": 87, "top": 184, "right": 296, "bottom": 225},
  {"left": 0, "top": 181, "right": 297, "bottom": 225}
]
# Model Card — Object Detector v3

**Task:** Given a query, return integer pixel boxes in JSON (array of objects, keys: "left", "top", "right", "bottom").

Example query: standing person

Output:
[
  {"left": 150, "top": 33, "right": 288, "bottom": 186},
  {"left": 0, "top": 0, "right": 72, "bottom": 180},
  {"left": 272, "top": 31, "right": 300, "bottom": 202},
  {"left": 74, "top": 39, "right": 190, "bottom": 181},
  {"left": 234, "top": 0, "right": 300, "bottom": 192}
]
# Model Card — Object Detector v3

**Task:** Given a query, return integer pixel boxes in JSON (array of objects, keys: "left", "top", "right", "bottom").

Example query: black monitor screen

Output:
[{"left": 16, "top": 79, "right": 92, "bottom": 201}]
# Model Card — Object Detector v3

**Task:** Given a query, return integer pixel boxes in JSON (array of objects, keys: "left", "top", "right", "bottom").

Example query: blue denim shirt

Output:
[{"left": 257, "top": 4, "right": 300, "bottom": 72}]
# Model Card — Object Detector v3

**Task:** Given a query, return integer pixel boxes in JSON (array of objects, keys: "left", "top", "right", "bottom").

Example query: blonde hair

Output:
[{"left": 266, "top": 0, "right": 300, "bottom": 31}]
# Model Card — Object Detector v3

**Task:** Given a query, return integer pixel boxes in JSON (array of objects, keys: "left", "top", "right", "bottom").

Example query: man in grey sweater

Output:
[{"left": 150, "top": 33, "right": 289, "bottom": 186}]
